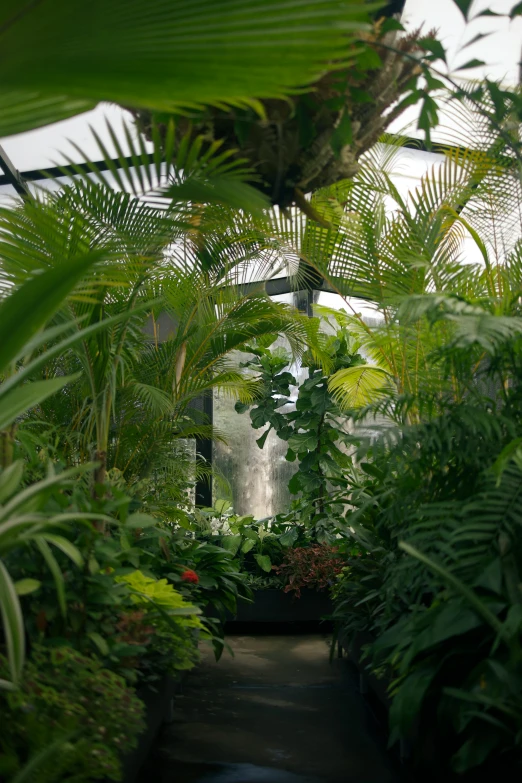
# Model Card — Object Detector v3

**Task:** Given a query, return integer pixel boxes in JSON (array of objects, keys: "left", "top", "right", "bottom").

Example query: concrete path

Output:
[{"left": 138, "top": 634, "right": 400, "bottom": 783}]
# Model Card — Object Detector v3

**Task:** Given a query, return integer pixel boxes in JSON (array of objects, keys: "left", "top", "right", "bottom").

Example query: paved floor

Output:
[{"left": 138, "top": 634, "right": 400, "bottom": 783}]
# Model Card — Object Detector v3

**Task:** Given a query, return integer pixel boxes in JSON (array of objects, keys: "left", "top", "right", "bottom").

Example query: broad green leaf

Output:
[
  {"left": 220, "top": 535, "right": 242, "bottom": 557},
  {"left": 0, "top": 0, "right": 371, "bottom": 136},
  {"left": 125, "top": 512, "right": 159, "bottom": 529},
  {"left": 404, "top": 601, "right": 482, "bottom": 668},
  {"left": 328, "top": 365, "right": 391, "bottom": 409},
  {"left": 241, "top": 538, "right": 256, "bottom": 554},
  {"left": 256, "top": 430, "right": 270, "bottom": 449},
  {"left": 39, "top": 534, "right": 83, "bottom": 568},
  {"left": 14, "top": 578, "right": 41, "bottom": 596},
  {"left": 0, "top": 252, "right": 104, "bottom": 373},
  {"left": 0, "top": 560, "right": 24, "bottom": 686},
  {"left": 88, "top": 631, "right": 110, "bottom": 656},
  {"left": 214, "top": 499, "right": 232, "bottom": 515},
  {"left": 0, "top": 375, "right": 80, "bottom": 432},
  {"left": 399, "top": 542, "right": 508, "bottom": 642},
  {"left": 0, "top": 461, "right": 24, "bottom": 505},
  {"left": 254, "top": 553, "right": 272, "bottom": 572},
  {"left": 279, "top": 528, "right": 299, "bottom": 547},
  {"left": 389, "top": 667, "right": 437, "bottom": 744},
  {"left": 119, "top": 534, "right": 131, "bottom": 552},
  {"left": 418, "top": 37, "right": 447, "bottom": 63},
  {"left": 88, "top": 556, "right": 100, "bottom": 575},
  {"left": 287, "top": 431, "right": 318, "bottom": 453},
  {"left": 451, "top": 734, "right": 501, "bottom": 773}
]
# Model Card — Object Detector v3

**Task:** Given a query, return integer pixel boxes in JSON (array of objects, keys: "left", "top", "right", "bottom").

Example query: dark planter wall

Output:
[
  {"left": 229, "top": 589, "right": 332, "bottom": 623},
  {"left": 115, "top": 675, "right": 178, "bottom": 783}
]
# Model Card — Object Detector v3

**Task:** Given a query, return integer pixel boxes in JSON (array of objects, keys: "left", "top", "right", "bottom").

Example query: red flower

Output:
[{"left": 181, "top": 569, "right": 199, "bottom": 584}]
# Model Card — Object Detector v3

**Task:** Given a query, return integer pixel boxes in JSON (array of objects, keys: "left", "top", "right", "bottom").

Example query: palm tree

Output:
[
  {"left": 261, "top": 97, "right": 522, "bottom": 419},
  {"left": 0, "top": 120, "right": 313, "bottom": 490}
]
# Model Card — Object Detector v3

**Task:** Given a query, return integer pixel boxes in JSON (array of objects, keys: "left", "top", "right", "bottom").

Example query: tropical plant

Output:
[
  {"left": 321, "top": 87, "right": 522, "bottom": 775},
  {"left": 0, "top": 123, "right": 312, "bottom": 503},
  {"left": 0, "top": 645, "right": 144, "bottom": 782},
  {"left": 167, "top": 537, "right": 251, "bottom": 655},
  {"left": 235, "top": 321, "right": 364, "bottom": 538},
  {"left": 136, "top": 14, "right": 430, "bottom": 208},
  {"left": 275, "top": 544, "right": 344, "bottom": 597},
  {"left": 0, "top": 246, "right": 134, "bottom": 690},
  {"left": 0, "top": 1, "right": 380, "bottom": 137}
]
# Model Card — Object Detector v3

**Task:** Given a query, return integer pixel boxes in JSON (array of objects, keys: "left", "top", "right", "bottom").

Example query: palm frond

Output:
[{"left": 0, "top": 0, "right": 372, "bottom": 136}]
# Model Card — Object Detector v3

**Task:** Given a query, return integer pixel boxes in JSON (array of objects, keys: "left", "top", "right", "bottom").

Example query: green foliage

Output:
[
  {"left": 136, "top": 16, "right": 440, "bottom": 207},
  {"left": 1, "top": 6, "right": 519, "bottom": 777},
  {"left": 0, "top": 646, "right": 144, "bottom": 782},
  {"left": 275, "top": 545, "right": 344, "bottom": 597},
  {"left": 236, "top": 324, "right": 364, "bottom": 538},
  {"left": 115, "top": 570, "right": 202, "bottom": 623},
  {"left": 10, "top": 498, "right": 206, "bottom": 683},
  {"left": 0, "top": 462, "right": 98, "bottom": 690},
  {"left": 307, "top": 68, "right": 522, "bottom": 775},
  {"left": 0, "top": 1, "right": 373, "bottom": 136}
]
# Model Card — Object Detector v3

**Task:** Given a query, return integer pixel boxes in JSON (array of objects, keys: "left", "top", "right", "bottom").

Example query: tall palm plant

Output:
[
  {"left": 263, "top": 113, "right": 522, "bottom": 418},
  {"left": 0, "top": 124, "right": 312, "bottom": 489}
]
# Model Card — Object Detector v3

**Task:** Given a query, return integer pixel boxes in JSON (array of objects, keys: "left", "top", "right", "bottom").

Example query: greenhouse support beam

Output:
[
  {"left": 0, "top": 137, "right": 465, "bottom": 190},
  {"left": 195, "top": 390, "right": 213, "bottom": 508},
  {"left": 0, "top": 145, "right": 30, "bottom": 196}
]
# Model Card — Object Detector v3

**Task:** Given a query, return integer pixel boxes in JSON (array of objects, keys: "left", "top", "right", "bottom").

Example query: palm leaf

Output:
[
  {"left": 0, "top": 251, "right": 105, "bottom": 372},
  {"left": 54, "top": 118, "right": 270, "bottom": 213},
  {"left": 329, "top": 365, "right": 392, "bottom": 408},
  {"left": 0, "top": 560, "right": 24, "bottom": 688},
  {"left": 0, "top": 0, "right": 372, "bottom": 136}
]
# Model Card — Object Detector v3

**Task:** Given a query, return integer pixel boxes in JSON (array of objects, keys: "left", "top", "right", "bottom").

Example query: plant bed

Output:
[
  {"left": 116, "top": 673, "right": 182, "bottom": 783},
  {"left": 227, "top": 589, "right": 332, "bottom": 624},
  {"left": 339, "top": 631, "right": 391, "bottom": 709},
  {"left": 339, "top": 631, "right": 420, "bottom": 761}
]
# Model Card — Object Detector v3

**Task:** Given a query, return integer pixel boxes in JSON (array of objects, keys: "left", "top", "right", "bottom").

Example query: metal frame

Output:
[
  {"left": 0, "top": 137, "right": 459, "bottom": 191},
  {"left": 195, "top": 391, "right": 214, "bottom": 507},
  {"left": 0, "top": 145, "right": 30, "bottom": 196}
]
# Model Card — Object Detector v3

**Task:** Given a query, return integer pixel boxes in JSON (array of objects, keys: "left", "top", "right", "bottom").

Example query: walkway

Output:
[{"left": 138, "top": 633, "right": 401, "bottom": 783}]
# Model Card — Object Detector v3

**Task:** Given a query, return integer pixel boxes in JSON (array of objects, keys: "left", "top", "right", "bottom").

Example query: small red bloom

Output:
[{"left": 181, "top": 568, "right": 199, "bottom": 584}]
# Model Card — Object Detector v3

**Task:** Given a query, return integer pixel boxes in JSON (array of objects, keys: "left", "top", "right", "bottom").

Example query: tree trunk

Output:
[
  {"left": 93, "top": 449, "right": 107, "bottom": 488},
  {"left": 0, "top": 425, "right": 16, "bottom": 469}
]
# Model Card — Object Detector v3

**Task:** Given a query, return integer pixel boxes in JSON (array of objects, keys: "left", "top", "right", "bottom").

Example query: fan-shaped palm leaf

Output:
[{"left": 0, "top": 0, "right": 372, "bottom": 136}]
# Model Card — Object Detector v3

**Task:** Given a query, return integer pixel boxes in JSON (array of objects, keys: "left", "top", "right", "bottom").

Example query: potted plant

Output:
[{"left": 231, "top": 543, "right": 344, "bottom": 623}]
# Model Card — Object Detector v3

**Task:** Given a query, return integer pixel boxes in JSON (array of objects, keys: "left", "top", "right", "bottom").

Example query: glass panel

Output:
[{"left": 315, "top": 291, "right": 383, "bottom": 327}]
